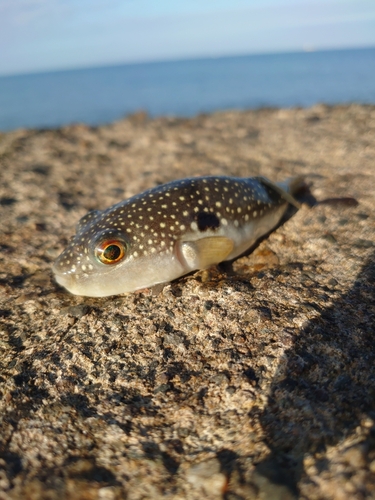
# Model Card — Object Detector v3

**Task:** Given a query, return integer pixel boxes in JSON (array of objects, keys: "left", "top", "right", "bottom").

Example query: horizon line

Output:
[{"left": 1, "top": 44, "right": 374, "bottom": 79}]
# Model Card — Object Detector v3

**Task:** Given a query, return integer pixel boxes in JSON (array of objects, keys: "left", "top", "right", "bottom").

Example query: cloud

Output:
[
  {"left": 0, "top": 0, "right": 374, "bottom": 75},
  {"left": 0, "top": 0, "right": 70, "bottom": 27}
]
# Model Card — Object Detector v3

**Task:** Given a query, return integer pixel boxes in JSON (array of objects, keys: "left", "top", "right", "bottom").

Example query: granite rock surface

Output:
[{"left": 0, "top": 105, "right": 375, "bottom": 499}]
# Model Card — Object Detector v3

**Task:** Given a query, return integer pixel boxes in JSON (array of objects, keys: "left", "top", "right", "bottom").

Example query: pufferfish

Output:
[{"left": 53, "top": 175, "right": 303, "bottom": 297}]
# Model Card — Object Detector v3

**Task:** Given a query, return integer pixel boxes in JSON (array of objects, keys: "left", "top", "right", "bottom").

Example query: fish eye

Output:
[{"left": 95, "top": 239, "right": 127, "bottom": 265}]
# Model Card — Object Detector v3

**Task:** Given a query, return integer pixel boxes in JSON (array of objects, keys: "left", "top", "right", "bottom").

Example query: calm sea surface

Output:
[{"left": 0, "top": 47, "right": 374, "bottom": 131}]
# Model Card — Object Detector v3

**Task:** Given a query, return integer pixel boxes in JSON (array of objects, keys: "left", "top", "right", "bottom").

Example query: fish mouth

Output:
[
  {"left": 53, "top": 271, "right": 98, "bottom": 296},
  {"left": 53, "top": 269, "right": 77, "bottom": 294},
  {"left": 52, "top": 258, "right": 86, "bottom": 295},
  {"left": 52, "top": 265, "right": 116, "bottom": 297}
]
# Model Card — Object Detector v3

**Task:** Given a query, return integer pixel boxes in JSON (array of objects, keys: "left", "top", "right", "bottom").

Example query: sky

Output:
[{"left": 0, "top": 0, "right": 375, "bottom": 76}]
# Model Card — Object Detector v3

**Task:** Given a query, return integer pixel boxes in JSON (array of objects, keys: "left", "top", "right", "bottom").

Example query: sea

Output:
[{"left": 0, "top": 47, "right": 374, "bottom": 132}]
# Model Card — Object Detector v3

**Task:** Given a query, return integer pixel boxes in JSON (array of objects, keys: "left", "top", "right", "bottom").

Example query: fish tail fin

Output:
[
  {"left": 277, "top": 176, "right": 306, "bottom": 197},
  {"left": 257, "top": 176, "right": 305, "bottom": 209}
]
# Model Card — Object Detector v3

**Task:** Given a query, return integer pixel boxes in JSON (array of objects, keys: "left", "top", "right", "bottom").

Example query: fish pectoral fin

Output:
[{"left": 177, "top": 236, "right": 234, "bottom": 271}]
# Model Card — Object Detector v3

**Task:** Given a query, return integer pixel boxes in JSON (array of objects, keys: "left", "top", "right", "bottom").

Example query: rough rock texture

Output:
[{"left": 0, "top": 104, "right": 375, "bottom": 499}]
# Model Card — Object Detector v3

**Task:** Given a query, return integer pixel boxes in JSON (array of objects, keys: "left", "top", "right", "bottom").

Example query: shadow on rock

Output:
[{"left": 257, "top": 251, "right": 375, "bottom": 494}]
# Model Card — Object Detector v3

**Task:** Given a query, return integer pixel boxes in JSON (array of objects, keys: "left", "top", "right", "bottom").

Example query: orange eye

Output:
[{"left": 95, "top": 240, "right": 127, "bottom": 265}]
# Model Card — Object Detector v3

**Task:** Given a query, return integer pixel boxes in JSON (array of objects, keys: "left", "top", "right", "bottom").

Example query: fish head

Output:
[
  {"left": 53, "top": 223, "right": 131, "bottom": 296},
  {"left": 52, "top": 208, "right": 176, "bottom": 296}
]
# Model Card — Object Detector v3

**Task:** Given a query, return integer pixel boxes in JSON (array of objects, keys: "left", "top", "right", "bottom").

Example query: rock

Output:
[
  {"left": 1, "top": 104, "right": 375, "bottom": 499},
  {"left": 186, "top": 459, "right": 227, "bottom": 497}
]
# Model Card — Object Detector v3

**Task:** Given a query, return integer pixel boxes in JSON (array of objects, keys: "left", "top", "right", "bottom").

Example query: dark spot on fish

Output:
[{"left": 196, "top": 212, "right": 220, "bottom": 231}]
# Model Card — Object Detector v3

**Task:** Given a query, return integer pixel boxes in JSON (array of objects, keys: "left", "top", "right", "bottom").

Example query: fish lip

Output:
[
  {"left": 53, "top": 270, "right": 92, "bottom": 296},
  {"left": 53, "top": 268, "right": 74, "bottom": 291},
  {"left": 52, "top": 259, "right": 83, "bottom": 292},
  {"left": 52, "top": 259, "right": 72, "bottom": 281},
  {"left": 52, "top": 257, "right": 123, "bottom": 296}
]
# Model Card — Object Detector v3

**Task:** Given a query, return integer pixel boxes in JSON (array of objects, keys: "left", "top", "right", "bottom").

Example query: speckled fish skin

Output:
[{"left": 53, "top": 175, "right": 302, "bottom": 297}]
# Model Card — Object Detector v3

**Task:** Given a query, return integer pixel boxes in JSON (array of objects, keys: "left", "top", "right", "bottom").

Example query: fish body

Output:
[{"left": 53, "top": 175, "right": 302, "bottom": 297}]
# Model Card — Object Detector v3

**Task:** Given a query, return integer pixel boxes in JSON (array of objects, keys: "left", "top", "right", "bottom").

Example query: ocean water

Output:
[{"left": 0, "top": 47, "right": 374, "bottom": 132}]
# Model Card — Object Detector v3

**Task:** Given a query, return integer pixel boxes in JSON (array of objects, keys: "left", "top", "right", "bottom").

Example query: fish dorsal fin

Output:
[
  {"left": 76, "top": 210, "right": 101, "bottom": 233},
  {"left": 256, "top": 176, "right": 302, "bottom": 209},
  {"left": 177, "top": 236, "right": 234, "bottom": 271}
]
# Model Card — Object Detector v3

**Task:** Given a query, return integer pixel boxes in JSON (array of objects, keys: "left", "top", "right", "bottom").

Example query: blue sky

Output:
[{"left": 1, "top": 0, "right": 375, "bottom": 76}]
